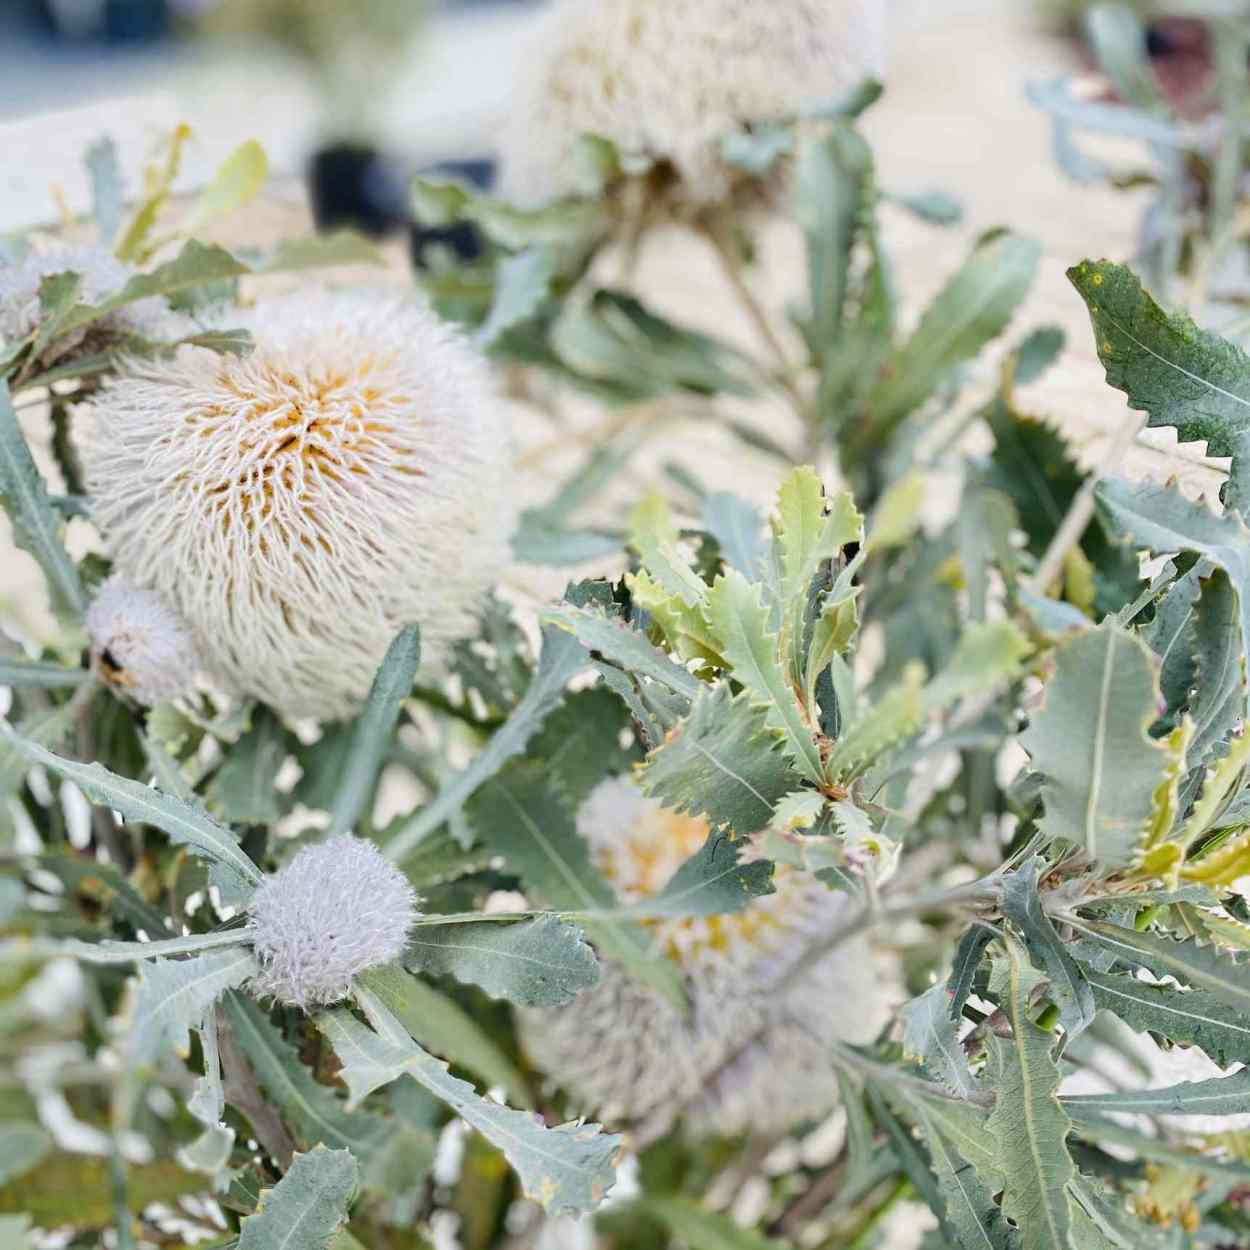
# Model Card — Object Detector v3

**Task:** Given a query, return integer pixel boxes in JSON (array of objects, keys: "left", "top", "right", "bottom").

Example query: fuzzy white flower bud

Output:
[
  {"left": 498, "top": 0, "right": 887, "bottom": 210},
  {"left": 0, "top": 244, "right": 189, "bottom": 368},
  {"left": 78, "top": 286, "right": 515, "bottom": 721},
  {"left": 84, "top": 576, "right": 202, "bottom": 706},
  {"left": 245, "top": 835, "right": 419, "bottom": 1008},
  {"left": 522, "top": 777, "right": 894, "bottom": 1138}
]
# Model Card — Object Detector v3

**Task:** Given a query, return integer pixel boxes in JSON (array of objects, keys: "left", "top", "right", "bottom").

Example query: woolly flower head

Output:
[
  {"left": 79, "top": 286, "right": 514, "bottom": 721},
  {"left": 85, "top": 577, "right": 202, "bottom": 706},
  {"left": 498, "top": 0, "right": 887, "bottom": 210},
  {"left": 522, "top": 777, "right": 894, "bottom": 1138},
  {"left": 0, "top": 244, "right": 188, "bottom": 367},
  {"left": 246, "top": 835, "right": 418, "bottom": 1008}
]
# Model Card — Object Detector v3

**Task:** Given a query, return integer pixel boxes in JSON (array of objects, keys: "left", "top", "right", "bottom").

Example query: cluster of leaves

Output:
[
  {"left": 1030, "top": 2, "right": 1250, "bottom": 319},
  {"left": 6, "top": 84, "right": 1250, "bottom": 1250}
]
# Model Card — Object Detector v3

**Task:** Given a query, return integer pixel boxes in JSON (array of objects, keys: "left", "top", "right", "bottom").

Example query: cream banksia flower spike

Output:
[
  {"left": 498, "top": 0, "right": 887, "bottom": 212},
  {"left": 245, "top": 835, "right": 419, "bottom": 1008},
  {"left": 85, "top": 577, "right": 202, "bottom": 706},
  {"left": 521, "top": 777, "right": 894, "bottom": 1139},
  {"left": 0, "top": 243, "right": 189, "bottom": 368},
  {"left": 78, "top": 286, "right": 515, "bottom": 721}
]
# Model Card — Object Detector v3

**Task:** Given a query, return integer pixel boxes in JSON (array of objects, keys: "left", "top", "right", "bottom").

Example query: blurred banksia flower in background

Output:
[
  {"left": 522, "top": 777, "right": 893, "bottom": 1139},
  {"left": 85, "top": 577, "right": 202, "bottom": 706},
  {"left": 498, "top": 0, "right": 887, "bottom": 215},
  {"left": 246, "top": 834, "right": 419, "bottom": 1008},
  {"left": 78, "top": 285, "right": 514, "bottom": 722},
  {"left": 0, "top": 244, "right": 189, "bottom": 368}
]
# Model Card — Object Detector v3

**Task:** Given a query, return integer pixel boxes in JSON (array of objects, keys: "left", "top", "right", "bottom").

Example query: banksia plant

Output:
[
  {"left": 78, "top": 286, "right": 514, "bottom": 721},
  {"left": 522, "top": 777, "right": 892, "bottom": 1138},
  {"left": 84, "top": 577, "right": 201, "bottom": 706},
  {"left": 497, "top": 0, "right": 886, "bottom": 215},
  {"left": 0, "top": 243, "right": 188, "bottom": 368},
  {"left": 245, "top": 835, "right": 419, "bottom": 1008}
]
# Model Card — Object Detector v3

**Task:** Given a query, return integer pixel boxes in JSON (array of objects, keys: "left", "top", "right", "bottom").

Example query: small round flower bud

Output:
[
  {"left": 84, "top": 576, "right": 201, "bottom": 706},
  {"left": 78, "top": 285, "right": 515, "bottom": 721},
  {"left": 246, "top": 835, "right": 419, "bottom": 1008},
  {"left": 522, "top": 777, "right": 894, "bottom": 1138},
  {"left": 498, "top": 0, "right": 887, "bottom": 212},
  {"left": 0, "top": 244, "right": 189, "bottom": 368}
]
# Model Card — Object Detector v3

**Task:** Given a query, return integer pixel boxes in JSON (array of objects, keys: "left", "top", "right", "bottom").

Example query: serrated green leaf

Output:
[
  {"left": 321, "top": 992, "right": 621, "bottom": 1217},
  {"left": 707, "top": 569, "right": 823, "bottom": 783},
  {"left": 478, "top": 246, "right": 556, "bottom": 349},
  {"left": 385, "top": 626, "right": 585, "bottom": 860},
  {"left": 773, "top": 467, "right": 862, "bottom": 608},
  {"left": 1142, "top": 562, "right": 1201, "bottom": 731},
  {"left": 985, "top": 934, "right": 1075, "bottom": 1250},
  {"left": 899, "top": 982, "right": 979, "bottom": 1098},
  {"left": 628, "top": 494, "right": 708, "bottom": 610},
  {"left": 405, "top": 915, "right": 599, "bottom": 1009},
  {"left": 1, "top": 728, "right": 262, "bottom": 895},
  {"left": 1187, "top": 568, "right": 1244, "bottom": 768},
  {"left": 130, "top": 949, "right": 256, "bottom": 1066},
  {"left": 1069, "top": 259, "right": 1250, "bottom": 459},
  {"left": 237, "top": 1145, "right": 357, "bottom": 1250},
  {"left": 639, "top": 685, "right": 800, "bottom": 835},
  {"left": 328, "top": 624, "right": 420, "bottom": 838},
  {"left": 542, "top": 605, "right": 700, "bottom": 700},
  {"left": 1096, "top": 475, "right": 1250, "bottom": 684},
  {"left": 467, "top": 764, "right": 683, "bottom": 1006},
  {"left": 641, "top": 830, "right": 775, "bottom": 917},
  {"left": 220, "top": 992, "right": 391, "bottom": 1159},
  {"left": 1019, "top": 622, "right": 1169, "bottom": 867},
  {"left": 1001, "top": 857, "right": 1095, "bottom": 1041},
  {"left": 207, "top": 706, "right": 287, "bottom": 828},
  {"left": 1082, "top": 967, "right": 1250, "bottom": 1067},
  {"left": 0, "top": 379, "right": 85, "bottom": 618},
  {"left": 357, "top": 966, "right": 529, "bottom": 1105}
]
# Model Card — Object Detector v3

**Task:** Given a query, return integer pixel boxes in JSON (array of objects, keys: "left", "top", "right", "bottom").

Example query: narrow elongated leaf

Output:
[
  {"left": 478, "top": 246, "right": 555, "bottom": 348},
  {"left": 922, "top": 622, "right": 1031, "bottom": 714},
  {"left": 1001, "top": 857, "right": 1094, "bottom": 1041},
  {"left": 543, "top": 604, "right": 701, "bottom": 700},
  {"left": 899, "top": 983, "right": 979, "bottom": 1098},
  {"left": 86, "top": 137, "right": 125, "bottom": 244},
  {"left": 1, "top": 729, "right": 261, "bottom": 895},
  {"left": 385, "top": 627, "right": 585, "bottom": 859},
  {"left": 130, "top": 949, "right": 257, "bottom": 1065},
  {"left": 220, "top": 993, "right": 390, "bottom": 1159},
  {"left": 826, "top": 662, "right": 925, "bottom": 780},
  {"left": 707, "top": 570, "right": 823, "bottom": 782},
  {"left": 1063, "top": 1067, "right": 1250, "bottom": 1117},
  {"left": 1188, "top": 568, "right": 1243, "bottom": 766},
  {"left": 405, "top": 915, "right": 599, "bottom": 1008},
  {"left": 703, "top": 493, "right": 767, "bottom": 578},
  {"left": 329, "top": 624, "right": 420, "bottom": 837},
  {"left": 1019, "top": 623, "right": 1169, "bottom": 867},
  {"left": 638, "top": 685, "right": 799, "bottom": 835},
  {"left": 947, "top": 927, "right": 994, "bottom": 1021},
  {"left": 1082, "top": 968, "right": 1250, "bottom": 1067},
  {"left": 984, "top": 935, "right": 1075, "bottom": 1250},
  {"left": 0, "top": 379, "right": 85, "bottom": 617},
  {"left": 207, "top": 707, "right": 287, "bottom": 827},
  {"left": 322, "top": 993, "right": 621, "bottom": 1217},
  {"left": 861, "top": 233, "right": 1041, "bottom": 444},
  {"left": 467, "top": 764, "right": 683, "bottom": 1005},
  {"left": 0, "top": 657, "right": 86, "bottom": 689},
  {"left": 64, "top": 929, "right": 247, "bottom": 964},
  {"left": 1069, "top": 259, "right": 1250, "bottom": 459},
  {"left": 237, "top": 1145, "right": 357, "bottom": 1250}
]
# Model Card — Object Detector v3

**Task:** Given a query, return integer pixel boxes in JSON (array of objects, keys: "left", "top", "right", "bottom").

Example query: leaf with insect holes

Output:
[{"left": 1019, "top": 623, "right": 1169, "bottom": 868}]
